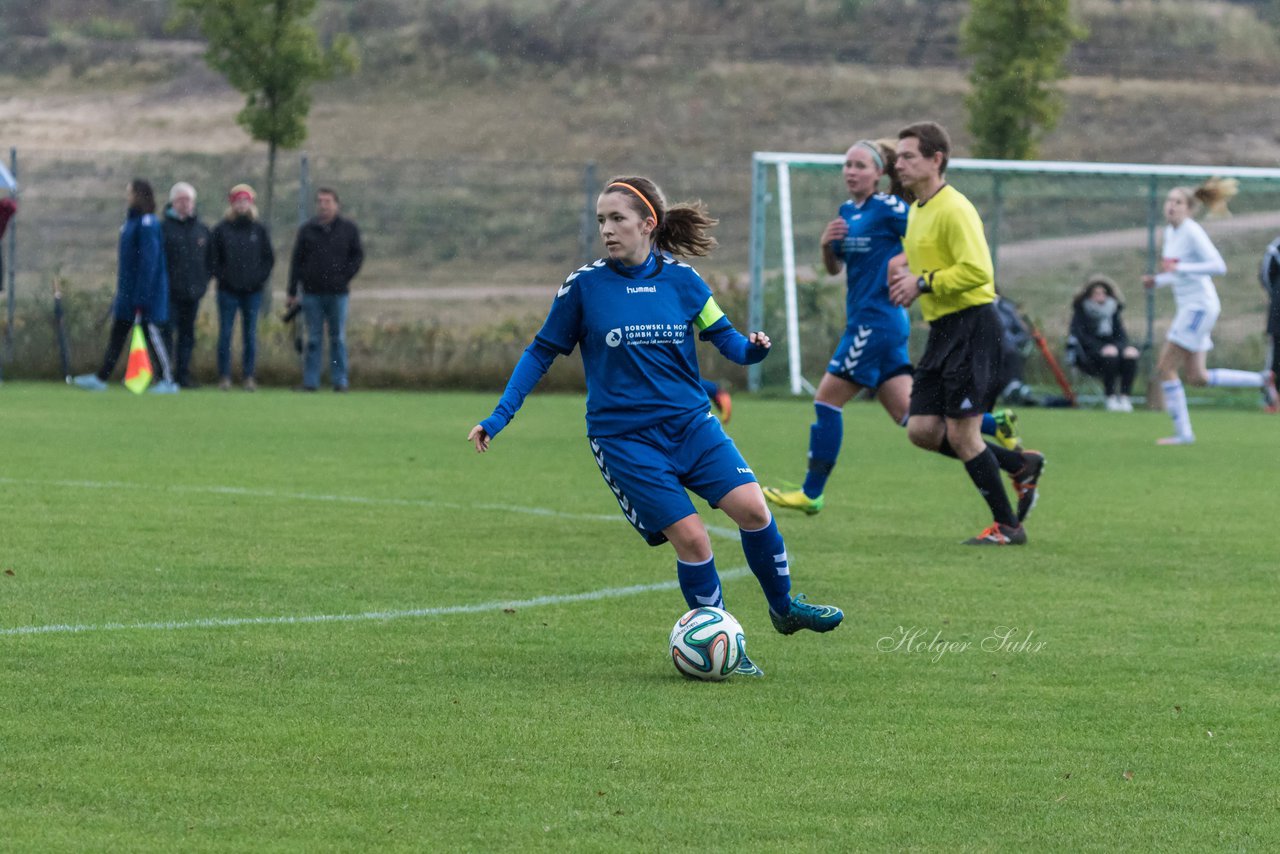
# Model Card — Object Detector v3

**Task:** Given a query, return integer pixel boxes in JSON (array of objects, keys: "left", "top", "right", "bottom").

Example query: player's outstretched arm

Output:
[
  {"left": 471, "top": 339, "right": 560, "bottom": 451},
  {"left": 467, "top": 425, "right": 491, "bottom": 454}
]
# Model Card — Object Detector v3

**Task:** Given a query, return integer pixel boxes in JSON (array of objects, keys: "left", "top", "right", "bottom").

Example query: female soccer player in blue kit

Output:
[
  {"left": 468, "top": 177, "right": 843, "bottom": 677},
  {"left": 762, "top": 140, "right": 1024, "bottom": 516}
]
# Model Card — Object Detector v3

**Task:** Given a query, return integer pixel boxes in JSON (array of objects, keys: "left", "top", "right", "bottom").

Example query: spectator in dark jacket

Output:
[
  {"left": 287, "top": 187, "right": 364, "bottom": 391},
  {"left": 1067, "top": 274, "right": 1139, "bottom": 412},
  {"left": 161, "top": 182, "right": 212, "bottom": 388},
  {"left": 73, "top": 179, "right": 177, "bottom": 393},
  {"left": 211, "top": 183, "right": 274, "bottom": 391}
]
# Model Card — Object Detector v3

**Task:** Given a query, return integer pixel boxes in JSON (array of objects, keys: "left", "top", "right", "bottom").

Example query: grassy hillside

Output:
[{"left": 2, "top": 0, "right": 1278, "bottom": 388}]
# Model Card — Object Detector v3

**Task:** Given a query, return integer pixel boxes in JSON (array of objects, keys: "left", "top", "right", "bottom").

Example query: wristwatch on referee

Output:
[{"left": 916, "top": 275, "right": 933, "bottom": 294}]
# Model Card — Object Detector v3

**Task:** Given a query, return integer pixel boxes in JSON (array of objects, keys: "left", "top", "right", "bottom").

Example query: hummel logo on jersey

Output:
[
  {"left": 736, "top": 466, "right": 753, "bottom": 475},
  {"left": 626, "top": 285, "right": 657, "bottom": 294},
  {"left": 605, "top": 328, "right": 623, "bottom": 347},
  {"left": 556, "top": 283, "right": 571, "bottom": 298}
]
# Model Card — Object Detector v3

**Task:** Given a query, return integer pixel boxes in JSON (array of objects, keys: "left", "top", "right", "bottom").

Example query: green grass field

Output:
[{"left": 1, "top": 382, "right": 1277, "bottom": 850}]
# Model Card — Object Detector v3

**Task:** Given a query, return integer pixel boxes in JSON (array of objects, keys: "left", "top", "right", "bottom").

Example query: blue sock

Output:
[
  {"left": 802, "top": 402, "right": 843, "bottom": 499},
  {"left": 676, "top": 556, "right": 723, "bottom": 610},
  {"left": 740, "top": 517, "right": 793, "bottom": 614}
]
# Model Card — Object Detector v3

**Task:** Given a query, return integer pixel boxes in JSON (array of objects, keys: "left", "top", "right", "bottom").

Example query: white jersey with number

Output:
[{"left": 1154, "top": 218, "right": 1224, "bottom": 312}]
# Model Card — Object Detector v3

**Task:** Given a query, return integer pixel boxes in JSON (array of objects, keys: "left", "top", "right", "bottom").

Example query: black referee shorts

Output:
[{"left": 909, "top": 302, "right": 1006, "bottom": 419}]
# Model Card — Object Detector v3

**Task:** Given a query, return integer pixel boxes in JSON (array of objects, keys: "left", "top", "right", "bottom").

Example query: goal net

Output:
[{"left": 747, "top": 152, "right": 1280, "bottom": 400}]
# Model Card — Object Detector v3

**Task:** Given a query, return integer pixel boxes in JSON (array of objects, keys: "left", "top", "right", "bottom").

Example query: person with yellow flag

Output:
[{"left": 73, "top": 179, "right": 178, "bottom": 394}]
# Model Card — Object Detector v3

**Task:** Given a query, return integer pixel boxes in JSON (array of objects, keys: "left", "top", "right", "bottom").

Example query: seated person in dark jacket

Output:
[{"left": 1067, "top": 274, "right": 1139, "bottom": 412}]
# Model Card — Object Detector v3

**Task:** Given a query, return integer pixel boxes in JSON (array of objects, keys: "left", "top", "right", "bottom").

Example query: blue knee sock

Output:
[
  {"left": 676, "top": 556, "right": 723, "bottom": 610},
  {"left": 802, "top": 403, "right": 843, "bottom": 499},
  {"left": 740, "top": 517, "right": 793, "bottom": 614}
]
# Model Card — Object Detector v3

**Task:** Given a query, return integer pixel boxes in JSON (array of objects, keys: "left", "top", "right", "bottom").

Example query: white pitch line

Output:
[
  {"left": 0, "top": 569, "right": 752, "bottom": 638},
  {"left": 0, "top": 477, "right": 744, "bottom": 540},
  {"left": 0, "top": 476, "right": 757, "bottom": 638}
]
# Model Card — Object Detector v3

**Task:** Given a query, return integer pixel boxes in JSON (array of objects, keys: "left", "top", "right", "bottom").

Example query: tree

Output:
[
  {"left": 961, "top": 0, "right": 1083, "bottom": 160},
  {"left": 173, "top": 0, "right": 357, "bottom": 225}
]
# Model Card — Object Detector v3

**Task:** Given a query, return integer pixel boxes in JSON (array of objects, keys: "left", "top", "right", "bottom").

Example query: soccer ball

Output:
[{"left": 669, "top": 606, "right": 746, "bottom": 681}]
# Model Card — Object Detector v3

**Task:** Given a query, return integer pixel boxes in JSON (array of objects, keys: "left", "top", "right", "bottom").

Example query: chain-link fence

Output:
[
  {"left": 0, "top": 147, "right": 754, "bottom": 386},
  {"left": 5, "top": 146, "right": 1279, "bottom": 395}
]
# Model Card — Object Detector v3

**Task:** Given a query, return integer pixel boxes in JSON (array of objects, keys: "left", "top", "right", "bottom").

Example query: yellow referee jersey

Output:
[{"left": 902, "top": 184, "right": 995, "bottom": 322}]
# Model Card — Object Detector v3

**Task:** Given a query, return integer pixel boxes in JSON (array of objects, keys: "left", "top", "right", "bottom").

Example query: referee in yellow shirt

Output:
[{"left": 886, "top": 121, "right": 1045, "bottom": 545}]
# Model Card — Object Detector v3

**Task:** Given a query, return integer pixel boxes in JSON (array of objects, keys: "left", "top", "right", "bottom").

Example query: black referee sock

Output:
[
  {"left": 963, "top": 448, "right": 1018, "bottom": 528},
  {"left": 986, "top": 442, "right": 1024, "bottom": 475},
  {"left": 940, "top": 436, "right": 1021, "bottom": 476}
]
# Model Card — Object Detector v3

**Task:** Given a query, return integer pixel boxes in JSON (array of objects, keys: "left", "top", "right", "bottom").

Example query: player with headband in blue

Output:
[
  {"left": 469, "top": 176, "right": 844, "bottom": 677},
  {"left": 762, "top": 139, "right": 1026, "bottom": 516}
]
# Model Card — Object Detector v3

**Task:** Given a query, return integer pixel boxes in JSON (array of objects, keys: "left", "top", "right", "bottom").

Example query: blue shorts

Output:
[
  {"left": 826, "top": 322, "right": 913, "bottom": 390},
  {"left": 589, "top": 410, "right": 757, "bottom": 547}
]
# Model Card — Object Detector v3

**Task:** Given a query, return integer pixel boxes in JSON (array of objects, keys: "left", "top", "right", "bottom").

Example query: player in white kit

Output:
[{"left": 1143, "top": 178, "right": 1271, "bottom": 444}]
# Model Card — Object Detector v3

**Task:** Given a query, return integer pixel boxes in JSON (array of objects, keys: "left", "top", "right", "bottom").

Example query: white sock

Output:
[
  {"left": 1162, "top": 379, "right": 1193, "bottom": 439},
  {"left": 1206, "top": 369, "right": 1265, "bottom": 388}
]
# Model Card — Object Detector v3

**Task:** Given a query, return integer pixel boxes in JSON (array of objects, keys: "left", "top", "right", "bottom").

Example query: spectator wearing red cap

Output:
[{"left": 210, "top": 183, "right": 274, "bottom": 391}]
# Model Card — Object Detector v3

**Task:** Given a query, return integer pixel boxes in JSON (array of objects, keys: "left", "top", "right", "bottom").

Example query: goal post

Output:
[{"left": 748, "top": 152, "right": 1280, "bottom": 396}]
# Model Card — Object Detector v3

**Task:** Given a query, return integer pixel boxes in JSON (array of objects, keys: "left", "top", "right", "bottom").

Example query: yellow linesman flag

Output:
[{"left": 123, "top": 320, "right": 153, "bottom": 394}]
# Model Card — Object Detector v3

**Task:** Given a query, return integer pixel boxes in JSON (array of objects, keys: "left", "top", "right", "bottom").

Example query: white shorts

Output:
[{"left": 1167, "top": 304, "right": 1219, "bottom": 352}]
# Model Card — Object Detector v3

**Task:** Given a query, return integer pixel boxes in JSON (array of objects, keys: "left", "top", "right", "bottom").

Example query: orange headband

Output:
[{"left": 608, "top": 181, "right": 658, "bottom": 224}]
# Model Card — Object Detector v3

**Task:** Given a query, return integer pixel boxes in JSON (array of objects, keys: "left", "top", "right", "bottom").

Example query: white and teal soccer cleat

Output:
[
  {"left": 735, "top": 652, "right": 765, "bottom": 678},
  {"left": 768, "top": 594, "right": 843, "bottom": 635}
]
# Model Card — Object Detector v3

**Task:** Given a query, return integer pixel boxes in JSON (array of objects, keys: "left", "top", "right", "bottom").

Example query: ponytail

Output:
[
  {"left": 658, "top": 201, "right": 718, "bottom": 257},
  {"left": 1193, "top": 176, "right": 1238, "bottom": 218}
]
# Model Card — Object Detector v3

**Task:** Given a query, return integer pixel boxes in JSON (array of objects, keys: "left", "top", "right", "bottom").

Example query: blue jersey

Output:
[
  {"left": 833, "top": 193, "right": 909, "bottom": 332},
  {"left": 535, "top": 253, "right": 737, "bottom": 436}
]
